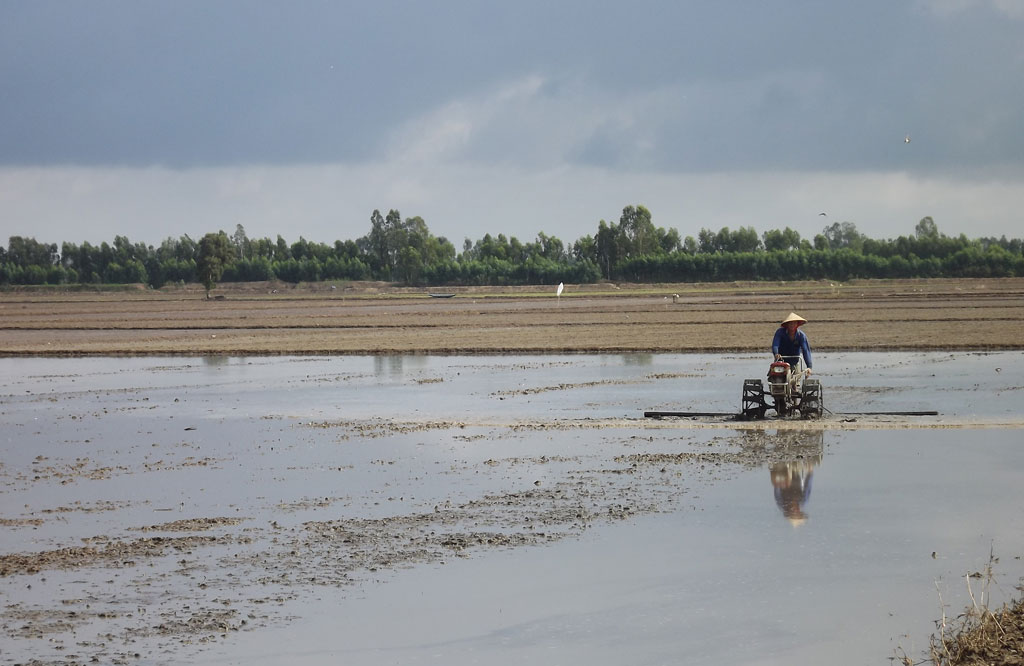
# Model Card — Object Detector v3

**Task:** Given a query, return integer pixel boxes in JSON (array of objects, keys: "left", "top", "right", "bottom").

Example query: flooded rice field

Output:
[{"left": 1, "top": 352, "right": 1023, "bottom": 665}]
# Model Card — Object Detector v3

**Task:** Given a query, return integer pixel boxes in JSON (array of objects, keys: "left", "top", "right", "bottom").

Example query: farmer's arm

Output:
[{"left": 771, "top": 328, "right": 784, "bottom": 360}]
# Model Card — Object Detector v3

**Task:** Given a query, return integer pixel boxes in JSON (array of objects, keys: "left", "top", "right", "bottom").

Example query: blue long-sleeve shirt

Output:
[{"left": 772, "top": 327, "right": 812, "bottom": 369}]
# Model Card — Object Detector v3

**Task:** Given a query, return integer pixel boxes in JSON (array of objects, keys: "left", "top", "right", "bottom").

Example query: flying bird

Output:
[
  {"left": 818, "top": 212, "right": 827, "bottom": 216},
  {"left": 904, "top": 134, "right": 911, "bottom": 143}
]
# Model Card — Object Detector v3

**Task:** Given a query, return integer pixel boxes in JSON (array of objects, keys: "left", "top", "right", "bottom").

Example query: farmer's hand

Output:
[
  {"left": 805, "top": 368, "right": 812, "bottom": 376},
  {"left": 774, "top": 354, "right": 781, "bottom": 361}
]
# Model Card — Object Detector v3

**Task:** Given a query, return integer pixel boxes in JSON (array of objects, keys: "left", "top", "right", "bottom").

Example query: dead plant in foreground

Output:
[{"left": 924, "top": 548, "right": 1024, "bottom": 666}]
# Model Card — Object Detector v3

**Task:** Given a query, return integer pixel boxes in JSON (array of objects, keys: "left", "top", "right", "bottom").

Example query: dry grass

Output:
[
  {"left": 929, "top": 599, "right": 1024, "bottom": 665},
  {"left": 897, "top": 549, "right": 1024, "bottom": 666}
]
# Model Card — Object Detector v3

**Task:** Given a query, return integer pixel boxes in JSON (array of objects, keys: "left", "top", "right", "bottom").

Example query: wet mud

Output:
[
  {"left": 0, "top": 408, "right": 845, "bottom": 664},
  {"left": 1, "top": 349, "right": 1022, "bottom": 664}
]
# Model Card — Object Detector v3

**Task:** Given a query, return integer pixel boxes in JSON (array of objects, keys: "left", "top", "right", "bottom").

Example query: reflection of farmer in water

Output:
[
  {"left": 770, "top": 459, "right": 815, "bottom": 526},
  {"left": 737, "top": 430, "right": 823, "bottom": 526}
]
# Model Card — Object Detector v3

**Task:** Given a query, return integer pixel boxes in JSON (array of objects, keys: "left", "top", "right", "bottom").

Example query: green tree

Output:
[
  {"left": 821, "top": 221, "right": 864, "bottom": 252},
  {"left": 197, "top": 232, "right": 234, "bottom": 298},
  {"left": 730, "top": 226, "right": 761, "bottom": 253},
  {"left": 697, "top": 228, "right": 718, "bottom": 253},
  {"left": 595, "top": 220, "right": 619, "bottom": 278},
  {"left": 383, "top": 209, "right": 405, "bottom": 276},
  {"left": 533, "top": 232, "right": 565, "bottom": 262},
  {"left": 763, "top": 227, "right": 802, "bottom": 252},
  {"left": 232, "top": 224, "right": 249, "bottom": 260},
  {"left": 573, "top": 234, "right": 597, "bottom": 263},
  {"left": 658, "top": 227, "right": 682, "bottom": 254},
  {"left": 274, "top": 235, "right": 291, "bottom": 261},
  {"left": 619, "top": 205, "right": 656, "bottom": 257},
  {"left": 397, "top": 246, "right": 423, "bottom": 284},
  {"left": 914, "top": 216, "right": 939, "bottom": 240},
  {"left": 6, "top": 236, "right": 58, "bottom": 267},
  {"left": 363, "top": 209, "right": 389, "bottom": 278}
]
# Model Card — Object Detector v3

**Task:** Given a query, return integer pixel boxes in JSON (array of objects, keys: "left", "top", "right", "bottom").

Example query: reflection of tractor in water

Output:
[{"left": 741, "top": 355, "right": 822, "bottom": 419}]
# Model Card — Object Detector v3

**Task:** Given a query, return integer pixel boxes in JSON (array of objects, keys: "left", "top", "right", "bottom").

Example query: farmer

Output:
[{"left": 772, "top": 312, "right": 813, "bottom": 375}]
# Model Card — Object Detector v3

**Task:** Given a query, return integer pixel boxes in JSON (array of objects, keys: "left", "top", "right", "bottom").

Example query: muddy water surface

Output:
[{"left": 1, "top": 353, "right": 1022, "bottom": 665}]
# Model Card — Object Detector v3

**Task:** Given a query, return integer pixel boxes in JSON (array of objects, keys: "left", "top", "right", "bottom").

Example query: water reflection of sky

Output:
[
  {"left": 2, "top": 353, "right": 1023, "bottom": 665},
  {"left": 5, "top": 351, "right": 1020, "bottom": 420},
  {"left": 201, "top": 425, "right": 1024, "bottom": 666}
]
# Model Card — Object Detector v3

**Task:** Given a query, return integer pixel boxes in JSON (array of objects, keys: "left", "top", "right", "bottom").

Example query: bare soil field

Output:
[{"left": 2, "top": 277, "right": 1023, "bottom": 355}]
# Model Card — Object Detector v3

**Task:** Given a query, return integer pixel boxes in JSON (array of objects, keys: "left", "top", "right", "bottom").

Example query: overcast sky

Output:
[{"left": 2, "top": 0, "right": 1022, "bottom": 248}]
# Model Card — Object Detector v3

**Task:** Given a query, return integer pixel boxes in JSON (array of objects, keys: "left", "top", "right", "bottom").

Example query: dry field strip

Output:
[{"left": 2, "top": 277, "right": 1022, "bottom": 355}]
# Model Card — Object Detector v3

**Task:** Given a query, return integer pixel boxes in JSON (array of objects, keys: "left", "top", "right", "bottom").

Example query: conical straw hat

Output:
[{"left": 781, "top": 312, "right": 807, "bottom": 326}]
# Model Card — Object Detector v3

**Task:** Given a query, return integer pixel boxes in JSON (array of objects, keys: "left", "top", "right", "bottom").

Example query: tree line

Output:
[{"left": 2, "top": 206, "right": 1022, "bottom": 290}]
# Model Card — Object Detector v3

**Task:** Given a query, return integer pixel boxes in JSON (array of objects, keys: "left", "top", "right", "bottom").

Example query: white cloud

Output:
[
  {"left": 383, "top": 73, "right": 692, "bottom": 169},
  {"left": 380, "top": 69, "right": 853, "bottom": 174},
  {"left": 384, "top": 75, "right": 547, "bottom": 165}
]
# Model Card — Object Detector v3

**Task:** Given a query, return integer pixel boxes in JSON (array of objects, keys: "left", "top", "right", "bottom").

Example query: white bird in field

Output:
[{"left": 556, "top": 282, "right": 564, "bottom": 297}]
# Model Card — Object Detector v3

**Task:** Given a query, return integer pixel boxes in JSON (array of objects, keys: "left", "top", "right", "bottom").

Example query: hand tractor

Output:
[{"left": 741, "top": 355, "right": 822, "bottom": 419}]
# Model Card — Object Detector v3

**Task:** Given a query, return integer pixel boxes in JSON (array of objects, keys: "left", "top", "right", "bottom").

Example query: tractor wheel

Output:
[
  {"left": 741, "top": 379, "right": 767, "bottom": 419},
  {"left": 801, "top": 379, "right": 823, "bottom": 418}
]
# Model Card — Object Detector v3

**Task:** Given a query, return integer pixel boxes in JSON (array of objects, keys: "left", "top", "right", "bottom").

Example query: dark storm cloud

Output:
[{"left": 1, "top": 1, "right": 1021, "bottom": 171}]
